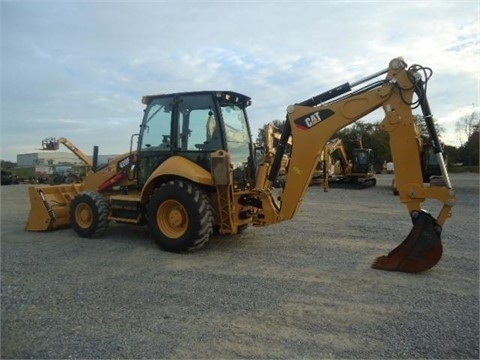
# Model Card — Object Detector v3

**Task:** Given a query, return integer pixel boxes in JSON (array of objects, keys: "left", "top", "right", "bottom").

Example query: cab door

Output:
[
  {"left": 137, "top": 93, "right": 223, "bottom": 187},
  {"left": 176, "top": 93, "right": 223, "bottom": 171}
]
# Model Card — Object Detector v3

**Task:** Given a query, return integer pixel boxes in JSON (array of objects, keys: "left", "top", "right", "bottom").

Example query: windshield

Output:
[{"left": 221, "top": 104, "right": 251, "bottom": 171}]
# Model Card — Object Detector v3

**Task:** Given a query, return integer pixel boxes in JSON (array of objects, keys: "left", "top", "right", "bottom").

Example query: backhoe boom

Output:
[{"left": 251, "top": 57, "right": 455, "bottom": 272}]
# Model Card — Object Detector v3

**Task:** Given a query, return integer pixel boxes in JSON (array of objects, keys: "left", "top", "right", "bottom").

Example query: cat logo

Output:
[
  {"left": 294, "top": 109, "right": 335, "bottom": 130},
  {"left": 305, "top": 112, "right": 322, "bottom": 127}
]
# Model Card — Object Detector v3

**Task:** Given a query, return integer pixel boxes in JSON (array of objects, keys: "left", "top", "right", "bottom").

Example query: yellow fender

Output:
[{"left": 140, "top": 155, "right": 214, "bottom": 202}]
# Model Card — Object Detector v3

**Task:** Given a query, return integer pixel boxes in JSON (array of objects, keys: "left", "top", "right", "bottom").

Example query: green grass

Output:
[{"left": 448, "top": 165, "right": 479, "bottom": 173}]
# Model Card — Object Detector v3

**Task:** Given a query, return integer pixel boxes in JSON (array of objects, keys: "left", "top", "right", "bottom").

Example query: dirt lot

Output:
[{"left": 1, "top": 173, "right": 478, "bottom": 359}]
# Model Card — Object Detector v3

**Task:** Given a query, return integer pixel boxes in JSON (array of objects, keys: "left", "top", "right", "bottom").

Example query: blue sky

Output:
[{"left": 1, "top": 0, "right": 479, "bottom": 161}]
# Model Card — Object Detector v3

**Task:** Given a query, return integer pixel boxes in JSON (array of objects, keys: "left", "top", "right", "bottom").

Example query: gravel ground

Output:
[{"left": 1, "top": 173, "right": 478, "bottom": 359}]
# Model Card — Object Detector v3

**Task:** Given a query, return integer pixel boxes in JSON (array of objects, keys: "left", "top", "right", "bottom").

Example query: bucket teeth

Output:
[{"left": 372, "top": 210, "right": 443, "bottom": 273}]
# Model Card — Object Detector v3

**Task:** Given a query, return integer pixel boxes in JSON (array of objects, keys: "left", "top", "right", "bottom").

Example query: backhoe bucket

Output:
[
  {"left": 371, "top": 210, "right": 443, "bottom": 273},
  {"left": 26, "top": 184, "right": 83, "bottom": 231}
]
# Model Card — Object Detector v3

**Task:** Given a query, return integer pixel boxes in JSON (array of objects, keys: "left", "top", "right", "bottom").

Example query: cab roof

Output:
[{"left": 141, "top": 90, "right": 251, "bottom": 107}]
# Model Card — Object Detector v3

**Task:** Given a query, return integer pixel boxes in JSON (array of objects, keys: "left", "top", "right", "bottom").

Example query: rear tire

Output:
[
  {"left": 70, "top": 191, "right": 109, "bottom": 238},
  {"left": 147, "top": 179, "right": 214, "bottom": 252}
]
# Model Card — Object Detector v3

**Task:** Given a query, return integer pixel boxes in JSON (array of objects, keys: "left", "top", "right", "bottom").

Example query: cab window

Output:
[
  {"left": 221, "top": 104, "right": 250, "bottom": 169},
  {"left": 178, "top": 94, "right": 220, "bottom": 151},
  {"left": 141, "top": 98, "right": 173, "bottom": 151}
]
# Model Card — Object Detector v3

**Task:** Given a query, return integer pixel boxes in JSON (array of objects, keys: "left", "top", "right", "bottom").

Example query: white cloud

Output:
[{"left": 1, "top": 0, "right": 479, "bottom": 162}]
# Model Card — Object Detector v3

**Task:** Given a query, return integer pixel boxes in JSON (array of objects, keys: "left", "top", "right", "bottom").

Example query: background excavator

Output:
[
  {"left": 26, "top": 57, "right": 456, "bottom": 273},
  {"left": 310, "top": 137, "right": 376, "bottom": 190},
  {"left": 265, "top": 125, "right": 376, "bottom": 191},
  {"left": 327, "top": 138, "right": 377, "bottom": 188},
  {"left": 392, "top": 142, "right": 446, "bottom": 195}
]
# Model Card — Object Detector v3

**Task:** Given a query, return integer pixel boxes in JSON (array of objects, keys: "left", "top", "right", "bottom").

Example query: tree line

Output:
[
  {"left": 2, "top": 111, "right": 478, "bottom": 173},
  {"left": 256, "top": 111, "right": 479, "bottom": 173}
]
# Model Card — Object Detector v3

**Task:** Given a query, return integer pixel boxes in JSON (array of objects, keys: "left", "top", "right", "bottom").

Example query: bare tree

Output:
[
  {"left": 413, "top": 114, "right": 444, "bottom": 142},
  {"left": 455, "top": 110, "right": 479, "bottom": 145}
]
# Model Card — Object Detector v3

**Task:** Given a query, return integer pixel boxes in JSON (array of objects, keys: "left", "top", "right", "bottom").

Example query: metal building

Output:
[{"left": 17, "top": 152, "right": 117, "bottom": 174}]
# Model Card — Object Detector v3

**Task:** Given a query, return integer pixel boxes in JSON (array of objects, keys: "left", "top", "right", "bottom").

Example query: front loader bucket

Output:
[
  {"left": 26, "top": 184, "right": 83, "bottom": 231},
  {"left": 372, "top": 210, "right": 443, "bottom": 273}
]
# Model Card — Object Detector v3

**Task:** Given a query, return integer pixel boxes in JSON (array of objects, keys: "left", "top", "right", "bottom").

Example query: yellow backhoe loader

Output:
[{"left": 26, "top": 57, "right": 456, "bottom": 273}]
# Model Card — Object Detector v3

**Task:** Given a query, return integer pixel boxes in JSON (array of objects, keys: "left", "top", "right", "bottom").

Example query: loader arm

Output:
[{"left": 252, "top": 57, "right": 456, "bottom": 272}]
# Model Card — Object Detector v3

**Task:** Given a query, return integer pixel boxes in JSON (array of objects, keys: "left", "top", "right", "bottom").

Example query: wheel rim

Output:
[
  {"left": 157, "top": 200, "right": 188, "bottom": 239},
  {"left": 75, "top": 203, "right": 93, "bottom": 229}
]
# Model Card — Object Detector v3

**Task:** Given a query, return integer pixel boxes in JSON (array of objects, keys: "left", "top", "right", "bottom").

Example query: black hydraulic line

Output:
[
  {"left": 414, "top": 79, "right": 453, "bottom": 189},
  {"left": 268, "top": 119, "right": 291, "bottom": 183},
  {"left": 267, "top": 84, "right": 353, "bottom": 183},
  {"left": 299, "top": 66, "right": 389, "bottom": 107},
  {"left": 267, "top": 66, "right": 390, "bottom": 184},
  {"left": 92, "top": 145, "right": 99, "bottom": 172},
  {"left": 299, "top": 83, "right": 352, "bottom": 107},
  {"left": 415, "top": 81, "right": 442, "bottom": 154}
]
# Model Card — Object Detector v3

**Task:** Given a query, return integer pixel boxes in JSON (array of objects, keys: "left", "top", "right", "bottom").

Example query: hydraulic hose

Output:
[
  {"left": 267, "top": 66, "right": 389, "bottom": 184},
  {"left": 415, "top": 80, "right": 452, "bottom": 189},
  {"left": 268, "top": 119, "right": 291, "bottom": 183}
]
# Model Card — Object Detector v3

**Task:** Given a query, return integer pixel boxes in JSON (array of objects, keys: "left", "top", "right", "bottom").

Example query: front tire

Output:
[
  {"left": 147, "top": 180, "right": 214, "bottom": 252},
  {"left": 70, "top": 191, "right": 109, "bottom": 237}
]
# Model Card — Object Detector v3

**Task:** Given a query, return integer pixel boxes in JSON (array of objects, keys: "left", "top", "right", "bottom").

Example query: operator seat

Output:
[{"left": 206, "top": 111, "right": 221, "bottom": 150}]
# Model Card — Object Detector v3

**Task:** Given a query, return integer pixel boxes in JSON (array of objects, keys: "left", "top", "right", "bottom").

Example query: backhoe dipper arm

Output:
[{"left": 256, "top": 57, "right": 456, "bottom": 273}]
